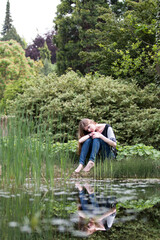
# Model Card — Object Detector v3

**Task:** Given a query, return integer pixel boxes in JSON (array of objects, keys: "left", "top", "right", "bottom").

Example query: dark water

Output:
[{"left": 0, "top": 178, "right": 160, "bottom": 239}]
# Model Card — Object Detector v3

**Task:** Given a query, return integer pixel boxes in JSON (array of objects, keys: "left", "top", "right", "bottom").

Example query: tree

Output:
[
  {"left": 110, "top": 0, "right": 158, "bottom": 87},
  {"left": 79, "top": 8, "right": 123, "bottom": 76},
  {"left": 54, "top": 0, "right": 159, "bottom": 86},
  {"left": 54, "top": 0, "right": 110, "bottom": 75},
  {"left": 79, "top": 0, "right": 158, "bottom": 87},
  {"left": 110, "top": 0, "right": 127, "bottom": 16},
  {"left": 1, "top": 0, "right": 25, "bottom": 48},
  {"left": 1, "top": 26, "right": 25, "bottom": 49},
  {"left": 0, "top": 40, "right": 37, "bottom": 99},
  {"left": 25, "top": 31, "right": 57, "bottom": 64},
  {"left": 1, "top": 0, "right": 12, "bottom": 36}
]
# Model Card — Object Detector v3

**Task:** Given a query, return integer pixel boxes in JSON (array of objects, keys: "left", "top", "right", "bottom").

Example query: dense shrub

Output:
[{"left": 6, "top": 71, "right": 160, "bottom": 148}]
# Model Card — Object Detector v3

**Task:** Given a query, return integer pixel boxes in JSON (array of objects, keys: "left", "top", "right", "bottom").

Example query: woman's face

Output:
[
  {"left": 84, "top": 122, "right": 96, "bottom": 132},
  {"left": 86, "top": 221, "right": 96, "bottom": 235}
]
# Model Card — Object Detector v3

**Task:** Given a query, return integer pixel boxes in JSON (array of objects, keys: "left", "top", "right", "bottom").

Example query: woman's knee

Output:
[
  {"left": 84, "top": 138, "right": 92, "bottom": 144},
  {"left": 92, "top": 138, "right": 101, "bottom": 144},
  {"left": 82, "top": 138, "right": 92, "bottom": 147}
]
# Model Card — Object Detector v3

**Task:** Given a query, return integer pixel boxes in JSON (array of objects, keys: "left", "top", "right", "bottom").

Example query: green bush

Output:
[
  {"left": 117, "top": 143, "right": 160, "bottom": 163},
  {"left": 5, "top": 71, "right": 160, "bottom": 148}
]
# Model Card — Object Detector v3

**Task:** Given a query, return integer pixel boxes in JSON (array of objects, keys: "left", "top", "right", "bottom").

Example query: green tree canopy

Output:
[
  {"left": 54, "top": 0, "right": 110, "bottom": 75},
  {"left": 79, "top": 0, "right": 159, "bottom": 87},
  {"left": 54, "top": 0, "right": 159, "bottom": 87},
  {"left": 0, "top": 40, "right": 37, "bottom": 99}
]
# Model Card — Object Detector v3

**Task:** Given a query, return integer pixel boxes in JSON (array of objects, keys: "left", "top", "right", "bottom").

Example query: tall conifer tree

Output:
[
  {"left": 1, "top": 0, "right": 25, "bottom": 48},
  {"left": 1, "top": 0, "right": 13, "bottom": 36},
  {"left": 54, "top": 0, "right": 110, "bottom": 75}
]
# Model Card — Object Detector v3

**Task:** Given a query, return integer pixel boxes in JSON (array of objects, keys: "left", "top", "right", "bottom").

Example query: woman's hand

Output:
[
  {"left": 91, "top": 132, "right": 116, "bottom": 148},
  {"left": 91, "top": 132, "right": 102, "bottom": 139}
]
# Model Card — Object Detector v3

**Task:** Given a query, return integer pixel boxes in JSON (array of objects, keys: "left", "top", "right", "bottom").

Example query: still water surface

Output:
[{"left": 0, "top": 178, "right": 159, "bottom": 239}]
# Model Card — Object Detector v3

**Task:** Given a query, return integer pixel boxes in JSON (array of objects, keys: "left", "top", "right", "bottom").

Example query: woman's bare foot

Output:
[
  {"left": 84, "top": 183, "right": 94, "bottom": 194},
  {"left": 75, "top": 182, "right": 83, "bottom": 191},
  {"left": 75, "top": 164, "right": 83, "bottom": 173},
  {"left": 83, "top": 161, "right": 95, "bottom": 172}
]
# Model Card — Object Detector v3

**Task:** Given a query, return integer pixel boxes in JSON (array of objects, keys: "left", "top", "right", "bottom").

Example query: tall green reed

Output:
[
  {"left": 0, "top": 110, "right": 76, "bottom": 188},
  {"left": 93, "top": 156, "right": 160, "bottom": 179}
]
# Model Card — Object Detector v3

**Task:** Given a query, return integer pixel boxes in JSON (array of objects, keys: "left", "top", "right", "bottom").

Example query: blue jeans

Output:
[{"left": 79, "top": 138, "right": 112, "bottom": 165}]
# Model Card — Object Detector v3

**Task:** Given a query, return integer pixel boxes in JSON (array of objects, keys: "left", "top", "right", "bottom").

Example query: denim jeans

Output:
[
  {"left": 79, "top": 190, "right": 98, "bottom": 213},
  {"left": 79, "top": 138, "right": 112, "bottom": 165}
]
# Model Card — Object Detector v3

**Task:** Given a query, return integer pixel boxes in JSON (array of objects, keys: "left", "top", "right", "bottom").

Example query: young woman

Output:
[{"left": 75, "top": 118, "right": 117, "bottom": 173}]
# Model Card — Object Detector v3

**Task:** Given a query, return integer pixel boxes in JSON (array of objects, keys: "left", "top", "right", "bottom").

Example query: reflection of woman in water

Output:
[{"left": 75, "top": 183, "right": 117, "bottom": 236}]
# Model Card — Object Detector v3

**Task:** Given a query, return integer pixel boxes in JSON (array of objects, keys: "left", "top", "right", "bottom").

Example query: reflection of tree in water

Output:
[{"left": 75, "top": 182, "right": 117, "bottom": 236}]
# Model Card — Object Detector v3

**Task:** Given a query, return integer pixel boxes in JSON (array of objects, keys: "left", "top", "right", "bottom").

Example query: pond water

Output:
[{"left": 0, "top": 178, "right": 160, "bottom": 239}]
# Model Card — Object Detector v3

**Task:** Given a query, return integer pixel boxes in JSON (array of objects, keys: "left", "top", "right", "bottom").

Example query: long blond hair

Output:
[{"left": 78, "top": 118, "right": 96, "bottom": 155}]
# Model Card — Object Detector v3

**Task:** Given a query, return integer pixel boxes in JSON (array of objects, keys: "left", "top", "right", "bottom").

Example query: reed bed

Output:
[{"left": 0, "top": 114, "right": 73, "bottom": 187}]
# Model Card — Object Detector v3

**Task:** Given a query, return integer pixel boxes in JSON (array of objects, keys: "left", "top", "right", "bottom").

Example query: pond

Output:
[{"left": 0, "top": 178, "right": 160, "bottom": 240}]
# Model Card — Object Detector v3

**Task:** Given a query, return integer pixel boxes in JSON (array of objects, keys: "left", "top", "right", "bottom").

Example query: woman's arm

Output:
[
  {"left": 96, "top": 207, "right": 116, "bottom": 221},
  {"left": 100, "top": 134, "right": 117, "bottom": 148},
  {"left": 78, "top": 133, "right": 92, "bottom": 143},
  {"left": 92, "top": 132, "right": 116, "bottom": 148}
]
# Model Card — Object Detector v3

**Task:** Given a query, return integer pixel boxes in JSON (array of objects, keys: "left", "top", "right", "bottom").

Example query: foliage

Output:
[
  {"left": 25, "top": 31, "right": 57, "bottom": 64},
  {"left": 39, "top": 59, "right": 57, "bottom": 76},
  {"left": 38, "top": 42, "right": 57, "bottom": 76},
  {"left": 52, "top": 140, "right": 78, "bottom": 156},
  {"left": 79, "top": 0, "right": 158, "bottom": 87},
  {"left": 111, "top": 41, "right": 157, "bottom": 87},
  {"left": 54, "top": 0, "right": 159, "bottom": 87},
  {"left": 117, "top": 144, "right": 160, "bottom": 162},
  {"left": 110, "top": 0, "right": 127, "bottom": 16},
  {"left": 5, "top": 71, "right": 160, "bottom": 148},
  {"left": 1, "top": 26, "right": 25, "bottom": 49},
  {"left": 54, "top": 0, "right": 110, "bottom": 75},
  {"left": 39, "top": 42, "right": 51, "bottom": 62},
  {"left": 111, "top": 0, "right": 158, "bottom": 87},
  {"left": 0, "top": 40, "right": 37, "bottom": 103}
]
